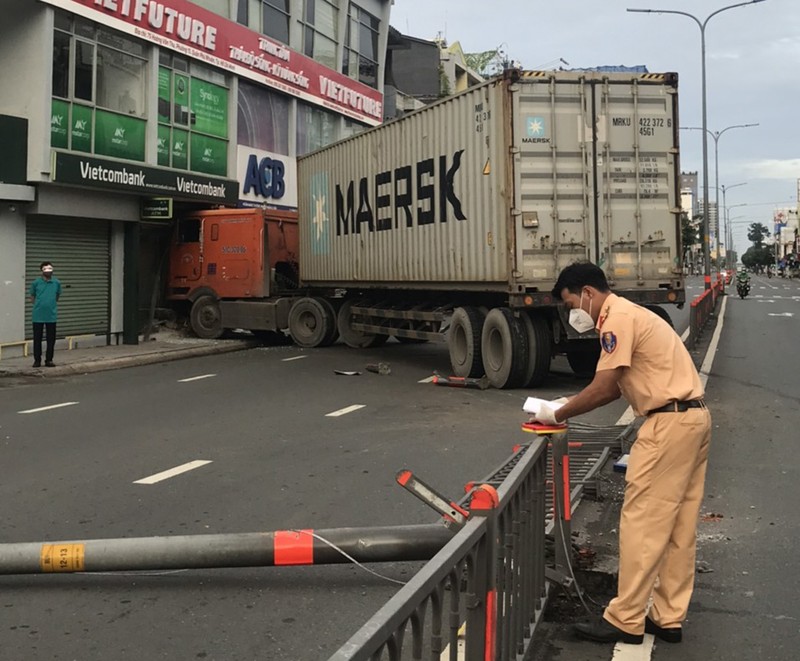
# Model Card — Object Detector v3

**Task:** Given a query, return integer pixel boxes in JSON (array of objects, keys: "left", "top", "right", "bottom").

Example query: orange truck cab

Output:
[{"left": 167, "top": 208, "right": 299, "bottom": 338}]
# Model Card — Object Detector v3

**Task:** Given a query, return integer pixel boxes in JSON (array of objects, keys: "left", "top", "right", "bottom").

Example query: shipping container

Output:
[{"left": 297, "top": 69, "right": 683, "bottom": 299}]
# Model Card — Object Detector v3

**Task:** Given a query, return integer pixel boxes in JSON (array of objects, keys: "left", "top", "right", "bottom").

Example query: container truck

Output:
[{"left": 167, "top": 69, "right": 684, "bottom": 388}]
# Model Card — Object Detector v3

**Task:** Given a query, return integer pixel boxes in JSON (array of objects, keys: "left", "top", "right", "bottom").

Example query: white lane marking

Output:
[
  {"left": 177, "top": 374, "right": 216, "bottom": 383},
  {"left": 18, "top": 402, "right": 79, "bottom": 414},
  {"left": 612, "top": 634, "right": 655, "bottom": 660},
  {"left": 325, "top": 404, "right": 365, "bottom": 417},
  {"left": 615, "top": 325, "right": 690, "bottom": 426},
  {"left": 133, "top": 460, "right": 212, "bottom": 485},
  {"left": 282, "top": 355, "right": 308, "bottom": 362},
  {"left": 768, "top": 312, "right": 794, "bottom": 317},
  {"left": 418, "top": 376, "right": 435, "bottom": 383},
  {"left": 699, "top": 294, "right": 728, "bottom": 388}
]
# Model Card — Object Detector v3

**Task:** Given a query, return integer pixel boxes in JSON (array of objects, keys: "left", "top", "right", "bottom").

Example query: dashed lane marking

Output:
[
  {"left": 133, "top": 460, "right": 213, "bottom": 485},
  {"left": 325, "top": 404, "right": 366, "bottom": 417},
  {"left": 282, "top": 355, "right": 308, "bottom": 362},
  {"left": 18, "top": 402, "right": 79, "bottom": 414},
  {"left": 177, "top": 374, "right": 217, "bottom": 382}
]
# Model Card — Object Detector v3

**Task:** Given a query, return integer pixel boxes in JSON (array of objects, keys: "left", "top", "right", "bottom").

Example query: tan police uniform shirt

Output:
[{"left": 595, "top": 294, "right": 704, "bottom": 417}]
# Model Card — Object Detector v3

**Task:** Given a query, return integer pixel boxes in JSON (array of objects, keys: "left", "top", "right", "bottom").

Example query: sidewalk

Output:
[{"left": 0, "top": 328, "right": 256, "bottom": 379}]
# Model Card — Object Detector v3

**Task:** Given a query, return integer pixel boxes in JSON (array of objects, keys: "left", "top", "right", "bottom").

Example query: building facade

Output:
[{"left": 0, "top": 0, "right": 391, "bottom": 351}]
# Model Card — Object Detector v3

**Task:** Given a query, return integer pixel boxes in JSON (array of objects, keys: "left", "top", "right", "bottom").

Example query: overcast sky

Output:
[{"left": 390, "top": 0, "right": 797, "bottom": 255}]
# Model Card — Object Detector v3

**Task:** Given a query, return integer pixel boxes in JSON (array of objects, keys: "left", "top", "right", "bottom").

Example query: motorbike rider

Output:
[{"left": 736, "top": 268, "right": 751, "bottom": 293}]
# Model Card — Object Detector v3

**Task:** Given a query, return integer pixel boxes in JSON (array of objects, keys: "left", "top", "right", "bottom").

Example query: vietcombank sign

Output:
[{"left": 52, "top": 152, "right": 238, "bottom": 205}]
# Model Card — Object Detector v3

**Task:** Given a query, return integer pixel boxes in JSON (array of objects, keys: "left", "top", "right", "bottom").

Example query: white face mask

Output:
[{"left": 568, "top": 291, "right": 595, "bottom": 333}]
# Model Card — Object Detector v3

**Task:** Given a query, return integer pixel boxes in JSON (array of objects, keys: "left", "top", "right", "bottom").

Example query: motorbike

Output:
[{"left": 736, "top": 279, "right": 750, "bottom": 299}]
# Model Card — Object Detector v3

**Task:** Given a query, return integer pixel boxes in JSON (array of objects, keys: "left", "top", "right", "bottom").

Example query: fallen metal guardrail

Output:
[
  {"left": 329, "top": 436, "right": 550, "bottom": 661},
  {"left": 689, "top": 275, "right": 724, "bottom": 348}
]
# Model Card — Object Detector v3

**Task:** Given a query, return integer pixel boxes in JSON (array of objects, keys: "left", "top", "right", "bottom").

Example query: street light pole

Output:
[
  {"left": 629, "top": 1, "right": 767, "bottom": 288},
  {"left": 682, "top": 124, "right": 758, "bottom": 268},
  {"left": 722, "top": 188, "right": 748, "bottom": 266}
]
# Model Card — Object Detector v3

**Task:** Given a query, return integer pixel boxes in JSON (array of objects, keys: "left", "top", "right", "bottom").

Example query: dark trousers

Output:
[{"left": 32, "top": 322, "right": 56, "bottom": 363}]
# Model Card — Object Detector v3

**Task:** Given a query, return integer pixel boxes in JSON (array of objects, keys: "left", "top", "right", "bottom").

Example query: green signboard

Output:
[
  {"left": 157, "top": 124, "right": 170, "bottom": 167},
  {"left": 173, "top": 73, "right": 190, "bottom": 125},
  {"left": 171, "top": 128, "right": 189, "bottom": 170},
  {"left": 190, "top": 80, "right": 228, "bottom": 138},
  {"left": 190, "top": 133, "right": 227, "bottom": 176},
  {"left": 95, "top": 110, "right": 145, "bottom": 162},
  {"left": 51, "top": 99, "right": 69, "bottom": 149},
  {"left": 71, "top": 104, "right": 93, "bottom": 153},
  {"left": 52, "top": 151, "right": 239, "bottom": 205},
  {"left": 158, "top": 67, "right": 171, "bottom": 123}
]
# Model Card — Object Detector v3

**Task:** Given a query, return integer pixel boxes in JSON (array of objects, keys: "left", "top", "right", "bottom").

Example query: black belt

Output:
[{"left": 647, "top": 400, "right": 706, "bottom": 415}]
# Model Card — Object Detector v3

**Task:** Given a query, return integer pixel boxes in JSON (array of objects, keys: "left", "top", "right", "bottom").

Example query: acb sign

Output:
[{"left": 236, "top": 146, "right": 298, "bottom": 208}]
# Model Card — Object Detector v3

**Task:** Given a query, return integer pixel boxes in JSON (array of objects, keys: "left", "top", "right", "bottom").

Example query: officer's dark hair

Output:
[
  {"left": 39, "top": 261, "right": 53, "bottom": 269},
  {"left": 552, "top": 262, "right": 610, "bottom": 300}
]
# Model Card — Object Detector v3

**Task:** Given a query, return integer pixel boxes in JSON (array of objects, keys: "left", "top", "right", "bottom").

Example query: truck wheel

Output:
[
  {"left": 337, "top": 299, "right": 388, "bottom": 348},
  {"left": 448, "top": 306, "right": 486, "bottom": 377},
  {"left": 316, "top": 298, "right": 340, "bottom": 347},
  {"left": 190, "top": 296, "right": 223, "bottom": 339},
  {"left": 643, "top": 304, "right": 675, "bottom": 329},
  {"left": 521, "top": 312, "right": 552, "bottom": 387},
  {"left": 481, "top": 308, "right": 529, "bottom": 389},
  {"left": 288, "top": 297, "right": 334, "bottom": 348},
  {"left": 566, "top": 345, "right": 600, "bottom": 377}
]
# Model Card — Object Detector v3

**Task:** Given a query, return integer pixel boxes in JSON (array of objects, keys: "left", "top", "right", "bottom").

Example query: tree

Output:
[
  {"left": 741, "top": 245, "right": 773, "bottom": 269},
  {"left": 747, "top": 222, "right": 770, "bottom": 247},
  {"left": 681, "top": 211, "right": 699, "bottom": 250},
  {"left": 463, "top": 49, "right": 501, "bottom": 77}
]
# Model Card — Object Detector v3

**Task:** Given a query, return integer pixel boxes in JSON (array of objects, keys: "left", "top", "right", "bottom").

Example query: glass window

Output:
[
  {"left": 343, "top": 4, "right": 379, "bottom": 89},
  {"left": 297, "top": 102, "right": 337, "bottom": 155},
  {"left": 236, "top": 0, "right": 248, "bottom": 25},
  {"left": 96, "top": 46, "right": 146, "bottom": 116},
  {"left": 237, "top": 80, "right": 290, "bottom": 154},
  {"left": 189, "top": 0, "right": 230, "bottom": 16},
  {"left": 52, "top": 30, "right": 71, "bottom": 99},
  {"left": 303, "top": 0, "right": 339, "bottom": 67},
  {"left": 97, "top": 29, "right": 145, "bottom": 57},
  {"left": 54, "top": 10, "right": 71, "bottom": 31},
  {"left": 178, "top": 218, "right": 201, "bottom": 243},
  {"left": 74, "top": 40, "right": 95, "bottom": 102},
  {"left": 262, "top": 0, "right": 290, "bottom": 44}
]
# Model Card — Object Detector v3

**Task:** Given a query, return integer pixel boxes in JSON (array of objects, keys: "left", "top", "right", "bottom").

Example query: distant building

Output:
[
  {"left": 384, "top": 29, "right": 483, "bottom": 119},
  {"left": 681, "top": 172, "right": 699, "bottom": 217}
]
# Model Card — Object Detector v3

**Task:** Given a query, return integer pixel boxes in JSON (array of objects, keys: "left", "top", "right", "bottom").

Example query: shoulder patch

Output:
[{"left": 601, "top": 331, "right": 617, "bottom": 354}]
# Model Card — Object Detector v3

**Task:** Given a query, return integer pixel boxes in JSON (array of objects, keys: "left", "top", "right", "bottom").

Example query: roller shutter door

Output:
[{"left": 25, "top": 218, "right": 111, "bottom": 338}]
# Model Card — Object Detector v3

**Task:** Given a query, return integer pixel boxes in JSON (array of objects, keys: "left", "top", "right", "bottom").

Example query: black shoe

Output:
[
  {"left": 645, "top": 617, "right": 682, "bottom": 643},
  {"left": 32, "top": 361, "right": 41, "bottom": 368},
  {"left": 573, "top": 617, "right": 643, "bottom": 644},
  {"left": 45, "top": 361, "right": 55, "bottom": 367}
]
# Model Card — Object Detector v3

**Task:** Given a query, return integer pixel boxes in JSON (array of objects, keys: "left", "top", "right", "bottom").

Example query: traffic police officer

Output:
[{"left": 534, "top": 262, "right": 711, "bottom": 645}]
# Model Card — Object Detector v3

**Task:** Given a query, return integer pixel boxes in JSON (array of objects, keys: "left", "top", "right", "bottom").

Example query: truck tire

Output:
[
  {"left": 643, "top": 304, "right": 675, "bottom": 329},
  {"left": 288, "top": 297, "right": 334, "bottom": 348},
  {"left": 566, "top": 344, "right": 600, "bottom": 377},
  {"left": 190, "top": 295, "right": 223, "bottom": 339},
  {"left": 337, "top": 299, "right": 388, "bottom": 349},
  {"left": 521, "top": 312, "right": 552, "bottom": 387},
  {"left": 481, "top": 308, "right": 529, "bottom": 389},
  {"left": 316, "top": 298, "right": 340, "bottom": 347},
  {"left": 448, "top": 306, "right": 486, "bottom": 378}
]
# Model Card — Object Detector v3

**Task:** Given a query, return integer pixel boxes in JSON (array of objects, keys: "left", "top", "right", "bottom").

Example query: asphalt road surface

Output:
[{"left": 0, "top": 281, "right": 706, "bottom": 660}]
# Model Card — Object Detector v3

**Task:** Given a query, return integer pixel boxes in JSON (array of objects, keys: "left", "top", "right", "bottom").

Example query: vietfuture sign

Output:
[{"left": 41, "top": 0, "right": 383, "bottom": 126}]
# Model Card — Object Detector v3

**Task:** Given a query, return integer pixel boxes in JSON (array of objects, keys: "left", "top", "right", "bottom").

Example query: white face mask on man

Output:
[{"left": 569, "top": 291, "right": 595, "bottom": 333}]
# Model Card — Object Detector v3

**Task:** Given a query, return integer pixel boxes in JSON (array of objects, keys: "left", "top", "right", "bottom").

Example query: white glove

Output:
[{"left": 533, "top": 402, "right": 561, "bottom": 425}]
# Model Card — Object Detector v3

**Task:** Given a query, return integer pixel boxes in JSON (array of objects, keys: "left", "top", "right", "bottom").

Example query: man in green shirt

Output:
[{"left": 29, "top": 262, "right": 62, "bottom": 368}]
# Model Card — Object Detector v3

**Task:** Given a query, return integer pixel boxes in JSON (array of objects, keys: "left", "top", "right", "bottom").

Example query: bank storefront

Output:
[{"left": 3, "top": 0, "right": 384, "bottom": 349}]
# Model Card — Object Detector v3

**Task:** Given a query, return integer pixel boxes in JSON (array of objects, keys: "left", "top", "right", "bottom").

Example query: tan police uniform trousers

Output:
[{"left": 603, "top": 406, "right": 711, "bottom": 634}]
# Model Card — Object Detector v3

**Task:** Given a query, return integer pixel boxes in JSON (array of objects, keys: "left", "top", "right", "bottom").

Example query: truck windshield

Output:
[{"left": 177, "top": 218, "right": 201, "bottom": 243}]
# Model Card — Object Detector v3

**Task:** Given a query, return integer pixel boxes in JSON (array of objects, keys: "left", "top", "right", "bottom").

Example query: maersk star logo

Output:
[
  {"left": 527, "top": 116, "right": 545, "bottom": 137},
  {"left": 310, "top": 173, "right": 330, "bottom": 255}
]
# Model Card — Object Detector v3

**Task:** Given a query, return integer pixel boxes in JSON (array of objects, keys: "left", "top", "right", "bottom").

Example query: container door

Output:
[
  {"left": 512, "top": 72, "right": 595, "bottom": 287},
  {"left": 594, "top": 75, "right": 680, "bottom": 287}
]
